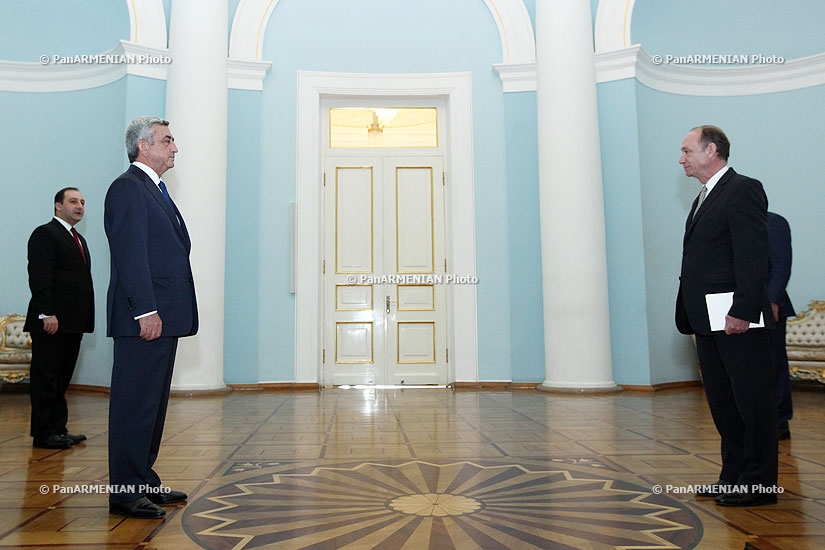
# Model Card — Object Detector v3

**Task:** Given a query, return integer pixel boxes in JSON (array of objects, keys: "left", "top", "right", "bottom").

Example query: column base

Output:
[
  {"left": 170, "top": 385, "right": 230, "bottom": 396},
  {"left": 536, "top": 383, "right": 622, "bottom": 394}
]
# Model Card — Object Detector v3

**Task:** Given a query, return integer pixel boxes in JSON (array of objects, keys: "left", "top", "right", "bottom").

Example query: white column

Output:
[
  {"left": 535, "top": 0, "right": 617, "bottom": 391},
  {"left": 164, "top": 0, "right": 227, "bottom": 391}
]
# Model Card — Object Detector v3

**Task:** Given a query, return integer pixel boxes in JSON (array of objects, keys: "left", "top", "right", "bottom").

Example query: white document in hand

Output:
[{"left": 705, "top": 292, "right": 765, "bottom": 331}]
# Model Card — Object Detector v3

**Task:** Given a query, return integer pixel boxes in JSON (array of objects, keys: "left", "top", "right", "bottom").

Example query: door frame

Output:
[
  {"left": 321, "top": 154, "right": 448, "bottom": 386},
  {"left": 294, "top": 70, "right": 478, "bottom": 384}
]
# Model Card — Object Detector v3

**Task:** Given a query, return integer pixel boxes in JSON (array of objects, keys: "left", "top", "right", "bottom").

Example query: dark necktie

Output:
[
  {"left": 71, "top": 227, "right": 87, "bottom": 264},
  {"left": 159, "top": 181, "right": 182, "bottom": 226},
  {"left": 158, "top": 180, "right": 175, "bottom": 207}
]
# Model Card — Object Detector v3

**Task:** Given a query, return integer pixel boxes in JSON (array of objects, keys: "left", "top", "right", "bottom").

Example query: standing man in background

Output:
[
  {"left": 25, "top": 187, "right": 94, "bottom": 449},
  {"left": 767, "top": 212, "right": 794, "bottom": 440},
  {"left": 105, "top": 116, "right": 198, "bottom": 519},
  {"left": 675, "top": 125, "right": 778, "bottom": 507}
]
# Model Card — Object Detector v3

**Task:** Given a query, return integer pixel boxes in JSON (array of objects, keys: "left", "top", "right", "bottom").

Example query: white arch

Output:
[
  {"left": 126, "top": 0, "right": 168, "bottom": 49},
  {"left": 481, "top": 0, "right": 535, "bottom": 64},
  {"left": 229, "top": 0, "right": 535, "bottom": 64},
  {"left": 594, "top": 0, "right": 636, "bottom": 53}
]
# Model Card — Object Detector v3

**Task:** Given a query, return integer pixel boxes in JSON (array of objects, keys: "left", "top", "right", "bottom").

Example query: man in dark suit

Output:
[
  {"left": 25, "top": 187, "right": 94, "bottom": 449},
  {"left": 104, "top": 116, "right": 198, "bottom": 519},
  {"left": 675, "top": 125, "right": 778, "bottom": 507},
  {"left": 767, "top": 212, "right": 794, "bottom": 440}
]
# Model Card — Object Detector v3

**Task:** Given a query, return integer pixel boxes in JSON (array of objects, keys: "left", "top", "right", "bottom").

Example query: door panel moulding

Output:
[{"left": 295, "top": 71, "right": 479, "bottom": 384}]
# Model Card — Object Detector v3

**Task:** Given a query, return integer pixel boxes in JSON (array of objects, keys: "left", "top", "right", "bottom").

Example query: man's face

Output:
[
  {"left": 679, "top": 130, "right": 714, "bottom": 183},
  {"left": 55, "top": 190, "right": 85, "bottom": 226},
  {"left": 142, "top": 124, "right": 178, "bottom": 177}
]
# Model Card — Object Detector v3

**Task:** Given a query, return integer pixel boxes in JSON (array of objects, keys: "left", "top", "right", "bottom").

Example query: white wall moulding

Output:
[
  {"left": 0, "top": 41, "right": 133, "bottom": 93},
  {"left": 120, "top": 41, "right": 172, "bottom": 80},
  {"left": 228, "top": 58, "right": 273, "bottom": 91},
  {"left": 0, "top": 40, "right": 272, "bottom": 93},
  {"left": 491, "top": 63, "right": 537, "bottom": 93},
  {"left": 594, "top": 45, "right": 640, "bottom": 84},
  {"left": 492, "top": 47, "right": 825, "bottom": 96},
  {"left": 634, "top": 49, "right": 825, "bottom": 97}
]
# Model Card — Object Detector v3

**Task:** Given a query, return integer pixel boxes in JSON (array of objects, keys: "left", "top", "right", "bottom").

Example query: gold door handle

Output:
[{"left": 386, "top": 295, "right": 397, "bottom": 314}]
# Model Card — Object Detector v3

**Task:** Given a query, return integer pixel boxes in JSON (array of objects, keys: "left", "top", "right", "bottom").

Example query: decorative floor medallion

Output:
[{"left": 183, "top": 459, "right": 702, "bottom": 549}]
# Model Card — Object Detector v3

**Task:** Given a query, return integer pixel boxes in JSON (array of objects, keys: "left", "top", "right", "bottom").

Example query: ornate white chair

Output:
[
  {"left": 0, "top": 313, "right": 31, "bottom": 384},
  {"left": 786, "top": 300, "right": 825, "bottom": 384}
]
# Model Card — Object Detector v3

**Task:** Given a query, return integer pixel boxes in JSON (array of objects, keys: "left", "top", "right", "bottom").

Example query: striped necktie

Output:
[{"left": 693, "top": 186, "right": 708, "bottom": 219}]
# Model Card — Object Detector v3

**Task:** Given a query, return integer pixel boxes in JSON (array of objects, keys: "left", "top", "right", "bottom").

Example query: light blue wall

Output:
[
  {"left": 596, "top": 78, "right": 653, "bottom": 386},
  {"left": 503, "top": 92, "right": 544, "bottom": 382},
  {"left": 633, "top": 0, "right": 825, "bottom": 60},
  {"left": 224, "top": 90, "right": 262, "bottom": 384},
  {"left": 0, "top": 0, "right": 128, "bottom": 61}
]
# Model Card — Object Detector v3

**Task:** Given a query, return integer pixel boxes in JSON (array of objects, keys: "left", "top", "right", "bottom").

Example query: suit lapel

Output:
[
  {"left": 129, "top": 165, "right": 189, "bottom": 245},
  {"left": 684, "top": 167, "right": 736, "bottom": 239},
  {"left": 49, "top": 218, "right": 88, "bottom": 268}
]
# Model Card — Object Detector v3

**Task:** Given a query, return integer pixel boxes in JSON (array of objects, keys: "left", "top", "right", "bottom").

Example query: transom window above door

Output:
[{"left": 329, "top": 108, "right": 438, "bottom": 148}]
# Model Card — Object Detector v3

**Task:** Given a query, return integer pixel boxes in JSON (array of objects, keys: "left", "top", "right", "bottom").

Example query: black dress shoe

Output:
[
  {"left": 109, "top": 497, "right": 166, "bottom": 518},
  {"left": 715, "top": 492, "right": 777, "bottom": 507},
  {"left": 64, "top": 433, "right": 87, "bottom": 444},
  {"left": 33, "top": 434, "right": 72, "bottom": 449},
  {"left": 695, "top": 480, "right": 732, "bottom": 498},
  {"left": 146, "top": 489, "right": 187, "bottom": 505},
  {"left": 778, "top": 425, "right": 791, "bottom": 441}
]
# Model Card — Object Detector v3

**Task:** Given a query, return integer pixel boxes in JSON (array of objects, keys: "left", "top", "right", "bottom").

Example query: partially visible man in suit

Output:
[
  {"left": 105, "top": 116, "right": 198, "bottom": 519},
  {"left": 675, "top": 125, "right": 778, "bottom": 507},
  {"left": 25, "top": 187, "right": 94, "bottom": 449},
  {"left": 767, "top": 212, "right": 794, "bottom": 440}
]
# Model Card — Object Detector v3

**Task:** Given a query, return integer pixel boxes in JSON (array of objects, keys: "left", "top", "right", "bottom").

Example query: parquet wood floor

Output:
[{"left": 0, "top": 385, "right": 823, "bottom": 549}]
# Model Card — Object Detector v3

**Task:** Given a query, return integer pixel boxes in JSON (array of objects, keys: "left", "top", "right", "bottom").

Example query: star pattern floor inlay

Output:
[{"left": 183, "top": 459, "right": 702, "bottom": 549}]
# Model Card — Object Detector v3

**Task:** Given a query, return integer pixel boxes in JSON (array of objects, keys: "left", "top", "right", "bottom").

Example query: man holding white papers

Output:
[{"left": 675, "top": 125, "right": 778, "bottom": 507}]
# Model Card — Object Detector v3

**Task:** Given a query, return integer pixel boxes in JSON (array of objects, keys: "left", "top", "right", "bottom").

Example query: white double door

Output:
[{"left": 322, "top": 155, "right": 448, "bottom": 386}]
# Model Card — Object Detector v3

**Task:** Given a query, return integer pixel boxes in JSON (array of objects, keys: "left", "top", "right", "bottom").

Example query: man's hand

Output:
[
  {"left": 42, "top": 315, "right": 58, "bottom": 335},
  {"left": 138, "top": 313, "right": 163, "bottom": 341},
  {"left": 724, "top": 315, "right": 750, "bottom": 335},
  {"left": 771, "top": 303, "right": 780, "bottom": 322}
]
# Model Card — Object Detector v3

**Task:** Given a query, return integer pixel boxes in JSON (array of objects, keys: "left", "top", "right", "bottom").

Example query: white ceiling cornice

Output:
[
  {"left": 493, "top": 46, "right": 825, "bottom": 96},
  {"left": 634, "top": 49, "right": 825, "bottom": 96},
  {"left": 0, "top": 40, "right": 271, "bottom": 93}
]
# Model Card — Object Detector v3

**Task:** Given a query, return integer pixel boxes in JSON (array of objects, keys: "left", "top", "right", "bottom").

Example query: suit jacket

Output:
[
  {"left": 104, "top": 164, "right": 198, "bottom": 338},
  {"left": 766, "top": 212, "right": 795, "bottom": 319},
  {"left": 25, "top": 218, "right": 94, "bottom": 334},
  {"left": 675, "top": 168, "right": 774, "bottom": 335}
]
